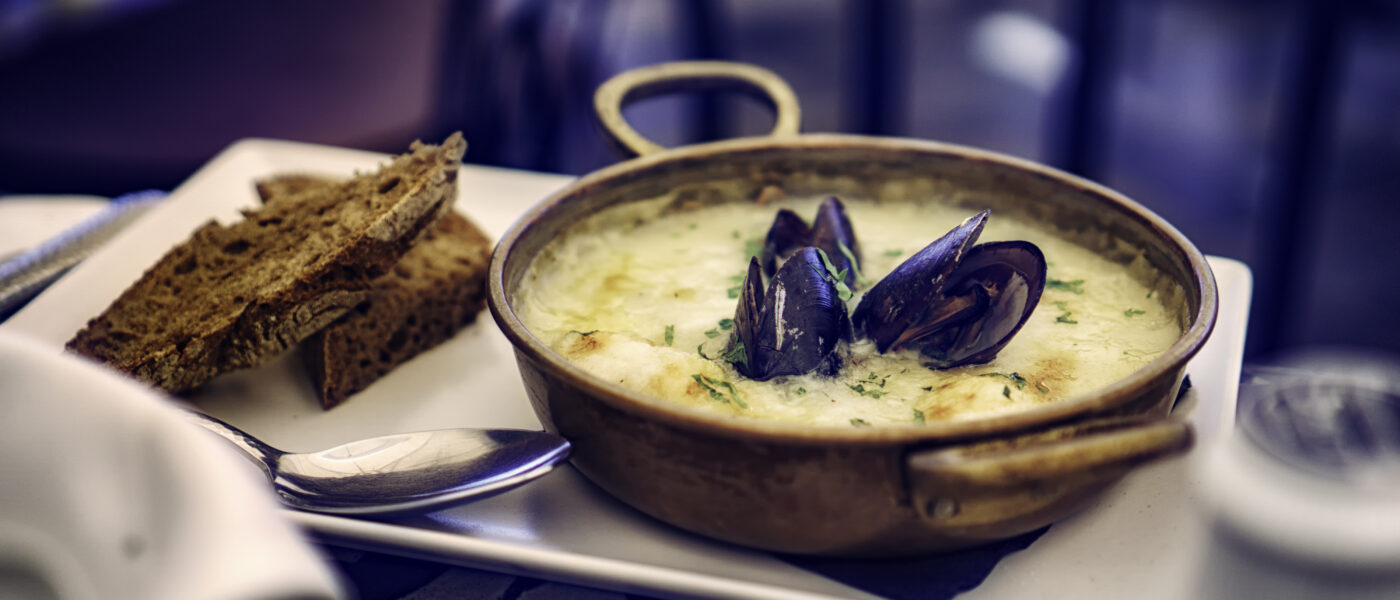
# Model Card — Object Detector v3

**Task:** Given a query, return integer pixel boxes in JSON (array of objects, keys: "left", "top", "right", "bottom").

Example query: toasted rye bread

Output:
[
  {"left": 66, "top": 134, "right": 466, "bottom": 393},
  {"left": 257, "top": 174, "right": 492, "bottom": 408}
]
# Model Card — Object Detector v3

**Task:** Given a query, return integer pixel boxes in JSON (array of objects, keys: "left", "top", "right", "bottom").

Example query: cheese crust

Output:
[{"left": 517, "top": 195, "right": 1182, "bottom": 427}]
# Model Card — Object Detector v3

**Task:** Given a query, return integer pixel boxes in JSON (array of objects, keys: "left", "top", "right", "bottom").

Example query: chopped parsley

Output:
[
  {"left": 704, "top": 328, "right": 722, "bottom": 338},
  {"left": 721, "top": 339, "right": 748, "bottom": 368},
  {"left": 568, "top": 329, "right": 598, "bottom": 336},
  {"left": 812, "top": 249, "right": 853, "bottom": 302},
  {"left": 882, "top": 249, "right": 904, "bottom": 257},
  {"left": 1047, "top": 278, "right": 1085, "bottom": 294},
  {"left": 1124, "top": 308, "right": 1146, "bottom": 317},
  {"left": 865, "top": 372, "right": 889, "bottom": 387},
  {"left": 1054, "top": 301, "right": 1078, "bottom": 324},
  {"left": 1003, "top": 385, "right": 1012, "bottom": 399},
  {"left": 980, "top": 372, "right": 1029, "bottom": 390},
  {"left": 731, "top": 230, "right": 741, "bottom": 239},
  {"left": 725, "top": 274, "right": 744, "bottom": 298},
  {"left": 850, "top": 418, "right": 872, "bottom": 428},
  {"left": 692, "top": 374, "right": 748, "bottom": 409},
  {"left": 847, "top": 383, "right": 884, "bottom": 398},
  {"left": 743, "top": 239, "right": 763, "bottom": 261},
  {"left": 795, "top": 387, "right": 807, "bottom": 396},
  {"left": 913, "top": 409, "right": 926, "bottom": 423},
  {"left": 1146, "top": 290, "right": 1155, "bottom": 299},
  {"left": 1036, "top": 382, "right": 1051, "bottom": 394},
  {"left": 836, "top": 240, "right": 868, "bottom": 286},
  {"left": 718, "top": 318, "right": 733, "bottom": 330},
  {"left": 664, "top": 324, "right": 674, "bottom": 346}
]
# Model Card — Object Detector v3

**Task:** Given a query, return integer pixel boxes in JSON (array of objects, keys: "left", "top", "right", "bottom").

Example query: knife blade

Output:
[{"left": 0, "top": 190, "right": 165, "bottom": 318}]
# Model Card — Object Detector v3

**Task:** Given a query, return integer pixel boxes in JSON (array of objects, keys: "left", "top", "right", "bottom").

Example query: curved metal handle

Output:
[
  {"left": 906, "top": 415, "right": 1194, "bottom": 529},
  {"left": 180, "top": 408, "right": 281, "bottom": 481},
  {"left": 593, "top": 61, "right": 802, "bottom": 158}
]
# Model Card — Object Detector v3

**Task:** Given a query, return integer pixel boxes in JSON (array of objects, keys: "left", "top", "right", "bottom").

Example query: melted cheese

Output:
[{"left": 516, "top": 196, "right": 1182, "bottom": 427}]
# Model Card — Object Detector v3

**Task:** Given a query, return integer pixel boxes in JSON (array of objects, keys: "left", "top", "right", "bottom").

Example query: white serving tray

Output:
[{"left": 3, "top": 139, "right": 1253, "bottom": 600}]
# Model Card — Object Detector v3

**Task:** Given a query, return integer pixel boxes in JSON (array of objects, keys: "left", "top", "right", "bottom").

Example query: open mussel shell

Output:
[
  {"left": 852, "top": 210, "right": 1046, "bottom": 369},
  {"left": 759, "top": 197, "right": 861, "bottom": 287},
  {"left": 852, "top": 210, "right": 988, "bottom": 352},
  {"left": 759, "top": 209, "right": 810, "bottom": 277},
  {"left": 908, "top": 240, "right": 1046, "bottom": 368},
  {"left": 730, "top": 248, "right": 852, "bottom": 380}
]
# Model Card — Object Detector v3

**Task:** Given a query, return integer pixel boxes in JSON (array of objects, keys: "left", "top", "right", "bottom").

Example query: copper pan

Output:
[{"left": 487, "top": 62, "right": 1217, "bottom": 556}]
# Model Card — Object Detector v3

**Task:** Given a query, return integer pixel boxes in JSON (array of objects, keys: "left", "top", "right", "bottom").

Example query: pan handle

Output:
[
  {"left": 593, "top": 61, "right": 802, "bottom": 158},
  {"left": 905, "top": 415, "right": 1194, "bottom": 529}
]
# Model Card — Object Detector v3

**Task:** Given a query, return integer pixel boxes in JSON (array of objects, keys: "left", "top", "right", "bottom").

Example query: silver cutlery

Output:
[{"left": 184, "top": 409, "right": 571, "bottom": 516}]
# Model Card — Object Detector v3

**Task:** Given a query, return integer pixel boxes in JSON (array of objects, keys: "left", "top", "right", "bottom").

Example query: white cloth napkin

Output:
[{"left": 0, "top": 331, "right": 344, "bottom": 600}]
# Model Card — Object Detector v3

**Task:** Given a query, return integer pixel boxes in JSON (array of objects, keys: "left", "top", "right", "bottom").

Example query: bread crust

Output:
[
  {"left": 258, "top": 174, "right": 491, "bottom": 408},
  {"left": 66, "top": 134, "right": 466, "bottom": 393}
]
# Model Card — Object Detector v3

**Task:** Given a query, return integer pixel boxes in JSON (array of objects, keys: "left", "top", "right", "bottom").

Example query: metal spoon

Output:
[{"left": 183, "top": 409, "right": 570, "bottom": 516}]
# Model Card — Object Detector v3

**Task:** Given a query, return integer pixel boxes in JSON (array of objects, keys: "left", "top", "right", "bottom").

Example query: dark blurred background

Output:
[{"left": 1, "top": 0, "right": 1397, "bottom": 364}]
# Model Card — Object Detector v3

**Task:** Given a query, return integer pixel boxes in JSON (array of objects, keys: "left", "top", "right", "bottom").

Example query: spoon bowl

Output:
[{"left": 184, "top": 409, "right": 571, "bottom": 515}]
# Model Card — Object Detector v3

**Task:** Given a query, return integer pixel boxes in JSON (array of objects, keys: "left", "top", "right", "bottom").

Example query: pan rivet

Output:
[{"left": 926, "top": 498, "right": 959, "bottom": 519}]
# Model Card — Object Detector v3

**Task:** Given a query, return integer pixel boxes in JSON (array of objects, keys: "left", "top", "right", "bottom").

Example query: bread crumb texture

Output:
[{"left": 306, "top": 211, "right": 492, "bottom": 408}]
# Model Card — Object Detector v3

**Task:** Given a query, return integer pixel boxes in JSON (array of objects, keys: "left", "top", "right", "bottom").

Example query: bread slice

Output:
[
  {"left": 256, "top": 174, "right": 492, "bottom": 408},
  {"left": 66, "top": 133, "right": 466, "bottom": 393}
]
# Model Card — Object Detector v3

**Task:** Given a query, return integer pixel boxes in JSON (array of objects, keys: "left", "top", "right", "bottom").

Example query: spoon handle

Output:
[{"left": 180, "top": 409, "right": 282, "bottom": 479}]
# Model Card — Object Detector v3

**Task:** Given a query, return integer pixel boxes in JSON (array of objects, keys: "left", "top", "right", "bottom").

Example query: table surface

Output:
[{"left": 0, "top": 142, "right": 1254, "bottom": 600}]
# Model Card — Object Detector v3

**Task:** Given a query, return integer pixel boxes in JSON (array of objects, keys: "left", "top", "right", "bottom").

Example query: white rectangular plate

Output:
[{"left": 3, "top": 138, "right": 1253, "bottom": 600}]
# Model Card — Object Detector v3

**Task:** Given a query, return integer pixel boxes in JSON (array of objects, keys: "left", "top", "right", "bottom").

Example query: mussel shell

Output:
[
  {"left": 851, "top": 210, "right": 988, "bottom": 352},
  {"left": 914, "top": 240, "right": 1046, "bottom": 368},
  {"left": 760, "top": 197, "right": 861, "bottom": 287},
  {"left": 731, "top": 248, "right": 851, "bottom": 380},
  {"left": 810, "top": 196, "right": 861, "bottom": 286},
  {"left": 759, "top": 209, "right": 811, "bottom": 277}
]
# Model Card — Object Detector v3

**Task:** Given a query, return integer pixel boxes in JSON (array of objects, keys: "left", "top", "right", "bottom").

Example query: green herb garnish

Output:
[
  {"left": 836, "top": 240, "right": 868, "bottom": 286},
  {"left": 847, "top": 383, "right": 884, "bottom": 398},
  {"left": 812, "top": 249, "right": 853, "bottom": 302},
  {"left": 1003, "top": 385, "right": 1012, "bottom": 399},
  {"left": 568, "top": 329, "right": 598, "bottom": 336},
  {"left": 1047, "top": 279, "right": 1085, "bottom": 294},
  {"left": 664, "top": 324, "right": 674, "bottom": 346},
  {"left": 743, "top": 239, "right": 763, "bottom": 261},
  {"left": 850, "top": 418, "right": 872, "bottom": 428},
  {"left": 692, "top": 374, "right": 748, "bottom": 409},
  {"left": 882, "top": 249, "right": 903, "bottom": 257},
  {"left": 980, "top": 372, "right": 1028, "bottom": 390},
  {"left": 913, "top": 409, "right": 926, "bottom": 423},
  {"left": 1053, "top": 301, "right": 1078, "bottom": 324},
  {"left": 718, "top": 318, "right": 734, "bottom": 330},
  {"left": 1124, "top": 308, "right": 1146, "bottom": 317},
  {"left": 721, "top": 339, "right": 748, "bottom": 368},
  {"left": 1036, "top": 382, "right": 1050, "bottom": 394},
  {"left": 704, "top": 328, "right": 721, "bottom": 338},
  {"left": 796, "top": 387, "right": 807, "bottom": 396}
]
